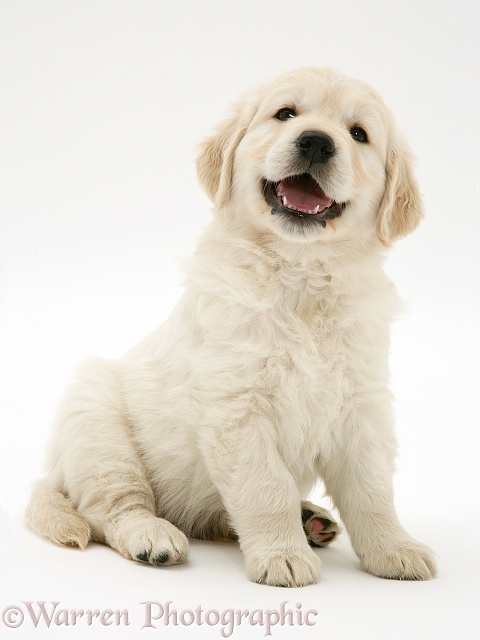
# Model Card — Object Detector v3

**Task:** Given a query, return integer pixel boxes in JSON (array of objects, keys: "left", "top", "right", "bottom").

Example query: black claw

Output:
[
  {"left": 152, "top": 552, "right": 170, "bottom": 566},
  {"left": 301, "top": 509, "right": 315, "bottom": 524},
  {"left": 308, "top": 531, "right": 335, "bottom": 548},
  {"left": 136, "top": 551, "right": 149, "bottom": 563}
]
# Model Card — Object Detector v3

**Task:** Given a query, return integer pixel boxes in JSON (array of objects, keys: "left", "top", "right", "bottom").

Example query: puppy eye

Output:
[
  {"left": 275, "top": 107, "right": 297, "bottom": 121},
  {"left": 350, "top": 126, "right": 368, "bottom": 143}
]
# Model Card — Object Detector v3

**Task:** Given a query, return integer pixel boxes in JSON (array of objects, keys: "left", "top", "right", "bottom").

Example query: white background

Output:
[{"left": 1, "top": 1, "right": 479, "bottom": 638}]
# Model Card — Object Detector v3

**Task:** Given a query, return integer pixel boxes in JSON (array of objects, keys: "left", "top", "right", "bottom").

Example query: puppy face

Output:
[{"left": 197, "top": 67, "right": 423, "bottom": 246}]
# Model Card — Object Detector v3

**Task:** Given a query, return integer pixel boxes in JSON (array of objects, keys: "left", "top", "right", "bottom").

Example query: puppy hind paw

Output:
[
  {"left": 136, "top": 549, "right": 174, "bottom": 566},
  {"left": 116, "top": 518, "right": 189, "bottom": 567},
  {"left": 301, "top": 501, "right": 341, "bottom": 547}
]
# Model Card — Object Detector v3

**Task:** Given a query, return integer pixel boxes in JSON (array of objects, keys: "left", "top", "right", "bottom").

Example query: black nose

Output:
[{"left": 297, "top": 131, "right": 335, "bottom": 165}]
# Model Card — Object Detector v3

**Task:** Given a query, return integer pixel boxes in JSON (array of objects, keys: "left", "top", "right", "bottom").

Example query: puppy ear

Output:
[
  {"left": 196, "top": 102, "right": 251, "bottom": 209},
  {"left": 376, "top": 135, "right": 424, "bottom": 246}
]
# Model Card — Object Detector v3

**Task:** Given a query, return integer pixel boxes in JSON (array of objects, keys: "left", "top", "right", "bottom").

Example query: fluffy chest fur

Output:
[{"left": 125, "top": 227, "right": 398, "bottom": 495}]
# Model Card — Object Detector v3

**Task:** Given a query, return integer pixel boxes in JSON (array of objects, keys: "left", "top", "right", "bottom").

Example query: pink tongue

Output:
[{"left": 277, "top": 175, "right": 332, "bottom": 214}]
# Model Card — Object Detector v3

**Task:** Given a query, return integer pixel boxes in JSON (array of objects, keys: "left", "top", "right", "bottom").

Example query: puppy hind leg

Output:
[
  {"left": 79, "top": 467, "right": 189, "bottom": 567},
  {"left": 58, "top": 358, "right": 189, "bottom": 567}
]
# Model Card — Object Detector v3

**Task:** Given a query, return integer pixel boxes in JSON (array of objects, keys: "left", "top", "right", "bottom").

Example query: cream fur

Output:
[{"left": 26, "top": 67, "right": 436, "bottom": 586}]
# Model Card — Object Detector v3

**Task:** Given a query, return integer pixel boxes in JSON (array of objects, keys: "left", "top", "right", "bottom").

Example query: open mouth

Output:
[{"left": 263, "top": 173, "right": 346, "bottom": 228}]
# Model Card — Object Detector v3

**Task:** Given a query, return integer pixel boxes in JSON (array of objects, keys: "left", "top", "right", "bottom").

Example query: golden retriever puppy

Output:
[{"left": 26, "top": 67, "right": 436, "bottom": 586}]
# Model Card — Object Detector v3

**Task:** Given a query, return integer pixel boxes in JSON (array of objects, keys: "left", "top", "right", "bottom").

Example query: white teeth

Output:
[{"left": 281, "top": 195, "right": 324, "bottom": 215}]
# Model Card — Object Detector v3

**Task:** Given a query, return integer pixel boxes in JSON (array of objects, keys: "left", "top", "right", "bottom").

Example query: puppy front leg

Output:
[
  {"left": 199, "top": 412, "right": 321, "bottom": 587},
  {"left": 322, "top": 402, "right": 436, "bottom": 580}
]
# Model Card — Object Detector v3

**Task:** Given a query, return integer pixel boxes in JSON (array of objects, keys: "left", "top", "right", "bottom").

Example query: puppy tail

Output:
[{"left": 25, "top": 481, "right": 91, "bottom": 550}]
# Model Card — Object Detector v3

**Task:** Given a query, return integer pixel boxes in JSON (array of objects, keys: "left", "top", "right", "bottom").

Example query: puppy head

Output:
[{"left": 196, "top": 67, "right": 423, "bottom": 246}]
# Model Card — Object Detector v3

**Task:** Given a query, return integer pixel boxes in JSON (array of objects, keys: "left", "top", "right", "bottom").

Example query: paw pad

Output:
[{"left": 301, "top": 505, "right": 340, "bottom": 547}]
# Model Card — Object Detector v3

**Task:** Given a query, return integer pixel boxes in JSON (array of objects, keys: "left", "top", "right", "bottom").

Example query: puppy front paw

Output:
[
  {"left": 360, "top": 540, "right": 437, "bottom": 580},
  {"left": 246, "top": 548, "right": 321, "bottom": 587},
  {"left": 301, "top": 500, "right": 341, "bottom": 547}
]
